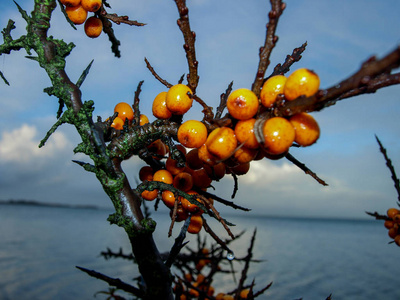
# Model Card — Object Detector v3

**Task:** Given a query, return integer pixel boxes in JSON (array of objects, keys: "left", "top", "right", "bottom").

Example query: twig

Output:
[
  {"left": 268, "top": 42, "right": 307, "bottom": 78},
  {"left": 215, "top": 81, "right": 233, "bottom": 120},
  {"left": 144, "top": 57, "right": 173, "bottom": 88},
  {"left": 133, "top": 80, "right": 144, "bottom": 125},
  {"left": 202, "top": 217, "right": 234, "bottom": 253},
  {"left": 165, "top": 217, "right": 191, "bottom": 268},
  {"left": 285, "top": 152, "right": 328, "bottom": 186}
]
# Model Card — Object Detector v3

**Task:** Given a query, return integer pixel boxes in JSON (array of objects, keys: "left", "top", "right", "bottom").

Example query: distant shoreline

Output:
[{"left": 0, "top": 199, "right": 98, "bottom": 210}]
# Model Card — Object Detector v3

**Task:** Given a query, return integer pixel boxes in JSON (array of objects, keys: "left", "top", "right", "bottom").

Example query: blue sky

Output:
[{"left": 0, "top": 0, "right": 400, "bottom": 219}]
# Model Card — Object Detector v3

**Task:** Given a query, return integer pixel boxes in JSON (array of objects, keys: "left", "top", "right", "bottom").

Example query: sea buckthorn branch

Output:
[
  {"left": 285, "top": 152, "right": 328, "bottom": 186},
  {"left": 144, "top": 57, "right": 173, "bottom": 88},
  {"left": 196, "top": 189, "right": 251, "bottom": 211},
  {"left": 275, "top": 46, "right": 400, "bottom": 117},
  {"left": 251, "top": 0, "right": 286, "bottom": 97},
  {"left": 174, "top": 0, "right": 199, "bottom": 93},
  {"left": 133, "top": 80, "right": 144, "bottom": 126},
  {"left": 215, "top": 81, "right": 233, "bottom": 121}
]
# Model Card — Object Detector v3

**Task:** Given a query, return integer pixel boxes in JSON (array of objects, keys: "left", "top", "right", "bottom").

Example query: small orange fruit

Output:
[
  {"left": 289, "top": 112, "right": 320, "bottom": 146},
  {"left": 161, "top": 190, "right": 176, "bottom": 208},
  {"left": 284, "top": 68, "right": 320, "bottom": 101},
  {"left": 139, "top": 114, "right": 149, "bottom": 126},
  {"left": 165, "top": 157, "right": 185, "bottom": 175},
  {"left": 191, "top": 168, "right": 213, "bottom": 189},
  {"left": 206, "top": 127, "right": 237, "bottom": 161},
  {"left": 152, "top": 91, "right": 173, "bottom": 119},
  {"left": 187, "top": 214, "right": 203, "bottom": 234},
  {"left": 114, "top": 102, "right": 134, "bottom": 122},
  {"left": 181, "top": 191, "right": 202, "bottom": 213},
  {"left": 65, "top": 4, "right": 88, "bottom": 25},
  {"left": 384, "top": 220, "right": 395, "bottom": 229},
  {"left": 153, "top": 169, "right": 173, "bottom": 184},
  {"left": 234, "top": 118, "right": 259, "bottom": 150},
  {"left": 394, "top": 235, "right": 400, "bottom": 247},
  {"left": 262, "top": 117, "right": 295, "bottom": 155},
  {"left": 173, "top": 172, "right": 194, "bottom": 192},
  {"left": 141, "top": 189, "right": 158, "bottom": 201},
  {"left": 84, "top": 16, "right": 103, "bottom": 38},
  {"left": 198, "top": 144, "right": 218, "bottom": 166},
  {"left": 388, "top": 227, "right": 398, "bottom": 239},
  {"left": 260, "top": 75, "right": 287, "bottom": 107},
  {"left": 226, "top": 88, "right": 259, "bottom": 120},
  {"left": 139, "top": 166, "right": 153, "bottom": 181},
  {"left": 177, "top": 120, "right": 208, "bottom": 148},
  {"left": 230, "top": 162, "right": 250, "bottom": 176},
  {"left": 81, "top": 0, "right": 102, "bottom": 12},
  {"left": 186, "top": 148, "right": 204, "bottom": 170},
  {"left": 239, "top": 289, "right": 250, "bottom": 299},
  {"left": 147, "top": 139, "right": 167, "bottom": 159},
  {"left": 232, "top": 146, "right": 257, "bottom": 164},
  {"left": 166, "top": 84, "right": 193, "bottom": 115},
  {"left": 111, "top": 116, "right": 124, "bottom": 130},
  {"left": 60, "top": 0, "right": 81, "bottom": 6},
  {"left": 387, "top": 208, "right": 400, "bottom": 219}
]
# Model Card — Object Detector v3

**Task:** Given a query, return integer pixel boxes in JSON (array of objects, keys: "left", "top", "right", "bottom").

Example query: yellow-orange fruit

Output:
[
  {"left": 226, "top": 88, "right": 259, "bottom": 120},
  {"left": 187, "top": 214, "right": 203, "bottom": 234},
  {"left": 262, "top": 117, "right": 295, "bottom": 155},
  {"left": 166, "top": 84, "right": 193, "bottom": 115},
  {"left": 65, "top": 4, "right": 88, "bottom": 25},
  {"left": 180, "top": 191, "right": 202, "bottom": 213},
  {"left": 84, "top": 16, "right": 103, "bottom": 38},
  {"left": 239, "top": 289, "right": 250, "bottom": 299},
  {"left": 289, "top": 112, "right": 320, "bottom": 146},
  {"left": 81, "top": 0, "right": 102, "bottom": 12},
  {"left": 232, "top": 146, "right": 258, "bottom": 164},
  {"left": 206, "top": 127, "right": 237, "bottom": 160},
  {"left": 178, "top": 120, "right": 208, "bottom": 148},
  {"left": 111, "top": 116, "right": 124, "bottom": 130},
  {"left": 147, "top": 139, "right": 167, "bottom": 159},
  {"left": 384, "top": 220, "right": 395, "bottom": 229},
  {"left": 387, "top": 208, "right": 400, "bottom": 219},
  {"left": 161, "top": 190, "right": 176, "bottom": 208},
  {"left": 60, "top": 0, "right": 81, "bottom": 6},
  {"left": 260, "top": 75, "right": 287, "bottom": 107},
  {"left": 153, "top": 169, "right": 173, "bottom": 184},
  {"left": 388, "top": 227, "right": 398, "bottom": 239},
  {"left": 284, "top": 68, "right": 320, "bottom": 101},
  {"left": 152, "top": 91, "right": 172, "bottom": 119},
  {"left": 234, "top": 118, "right": 259, "bottom": 150},
  {"left": 139, "top": 114, "right": 149, "bottom": 126},
  {"left": 141, "top": 189, "right": 158, "bottom": 201},
  {"left": 165, "top": 157, "right": 185, "bottom": 175},
  {"left": 114, "top": 102, "right": 134, "bottom": 122},
  {"left": 198, "top": 144, "right": 218, "bottom": 166}
]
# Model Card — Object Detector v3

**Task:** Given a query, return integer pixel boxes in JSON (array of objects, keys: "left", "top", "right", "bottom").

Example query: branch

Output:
[
  {"left": 268, "top": 41, "right": 307, "bottom": 78},
  {"left": 285, "top": 152, "right": 328, "bottom": 186},
  {"left": 144, "top": 57, "right": 173, "bottom": 88},
  {"left": 252, "top": 0, "right": 286, "bottom": 97}
]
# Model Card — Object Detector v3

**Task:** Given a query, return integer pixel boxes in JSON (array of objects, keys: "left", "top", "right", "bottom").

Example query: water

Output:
[{"left": 0, "top": 204, "right": 399, "bottom": 300}]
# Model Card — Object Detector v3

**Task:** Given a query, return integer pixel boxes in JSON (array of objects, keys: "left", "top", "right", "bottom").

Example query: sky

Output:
[{"left": 0, "top": 0, "right": 400, "bottom": 219}]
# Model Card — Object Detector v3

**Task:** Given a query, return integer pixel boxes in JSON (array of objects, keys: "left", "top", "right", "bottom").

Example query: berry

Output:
[
  {"left": 152, "top": 91, "right": 173, "bottom": 119},
  {"left": 161, "top": 190, "right": 176, "bottom": 208},
  {"left": 166, "top": 84, "right": 193, "bottom": 115},
  {"left": 81, "top": 0, "right": 102, "bottom": 12},
  {"left": 289, "top": 112, "right": 320, "bottom": 146},
  {"left": 111, "top": 116, "right": 124, "bottom": 130},
  {"left": 153, "top": 169, "right": 173, "bottom": 184},
  {"left": 387, "top": 208, "right": 400, "bottom": 219},
  {"left": 84, "top": 16, "right": 103, "bottom": 38},
  {"left": 395, "top": 235, "right": 400, "bottom": 247},
  {"left": 147, "top": 139, "right": 167, "bottom": 159},
  {"left": 191, "top": 168, "right": 213, "bottom": 189},
  {"left": 206, "top": 127, "right": 237, "bottom": 161},
  {"left": 284, "top": 68, "right": 320, "bottom": 101},
  {"left": 262, "top": 117, "right": 295, "bottom": 155},
  {"left": 232, "top": 146, "right": 258, "bottom": 164},
  {"left": 198, "top": 144, "right": 218, "bottom": 166},
  {"left": 165, "top": 157, "right": 185, "bottom": 175},
  {"left": 234, "top": 118, "right": 259, "bottom": 150},
  {"left": 139, "top": 166, "right": 153, "bottom": 181},
  {"left": 180, "top": 191, "right": 202, "bottom": 213},
  {"left": 186, "top": 148, "right": 204, "bottom": 170},
  {"left": 141, "top": 189, "right": 158, "bottom": 201},
  {"left": 60, "top": 0, "right": 81, "bottom": 7},
  {"left": 187, "top": 214, "right": 203, "bottom": 234},
  {"left": 177, "top": 120, "right": 208, "bottom": 148},
  {"left": 139, "top": 114, "right": 149, "bottom": 126},
  {"left": 65, "top": 4, "right": 88, "bottom": 25},
  {"left": 226, "top": 88, "right": 259, "bottom": 120},
  {"left": 260, "top": 75, "right": 287, "bottom": 107},
  {"left": 114, "top": 102, "right": 134, "bottom": 122},
  {"left": 173, "top": 172, "right": 194, "bottom": 192}
]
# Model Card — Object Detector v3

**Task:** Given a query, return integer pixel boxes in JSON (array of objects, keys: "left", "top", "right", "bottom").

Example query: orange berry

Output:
[
  {"left": 206, "top": 127, "right": 237, "bottom": 161},
  {"left": 166, "top": 84, "right": 193, "bottom": 115},
  {"left": 289, "top": 112, "right": 320, "bottom": 146},
  {"left": 234, "top": 118, "right": 259, "bottom": 150},
  {"left": 198, "top": 144, "right": 218, "bottom": 166},
  {"left": 239, "top": 289, "right": 250, "bottom": 299},
  {"left": 260, "top": 75, "right": 287, "bottom": 107},
  {"left": 230, "top": 162, "right": 250, "bottom": 176},
  {"left": 170, "top": 206, "right": 189, "bottom": 222},
  {"left": 139, "top": 114, "right": 149, "bottom": 126},
  {"left": 232, "top": 146, "right": 258, "bottom": 164},
  {"left": 165, "top": 157, "right": 185, "bottom": 175},
  {"left": 384, "top": 220, "right": 395, "bottom": 229},
  {"left": 60, "top": 0, "right": 81, "bottom": 6},
  {"left": 84, "top": 16, "right": 103, "bottom": 38},
  {"left": 186, "top": 148, "right": 204, "bottom": 170},
  {"left": 215, "top": 293, "right": 226, "bottom": 300},
  {"left": 114, "top": 102, "right": 134, "bottom": 122},
  {"left": 139, "top": 166, "right": 154, "bottom": 181},
  {"left": 393, "top": 214, "right": 400, "bottom": 223},
  {"left": 388, "top": 227, "right": 398, "bottom": 239},
  {"left": 191, "top": 168, "right": 213, "bottom": 189},
  {"left": 111, "top": 116, "right": 124, "bottom": 130},
  {"left": 152, "top": 91, "right": 173, "bottom": 119},
  {"left": 65, "top": 4, "right": 88, "bottom": 25},
  {"left": 141, "top": 189, "right": 158, "bottom": 201},
  {"left": 284, "top": 68, "right": 320, "bottom": 101},
  {"left": 177, "top": 120, "right": 208, "bottom": 148},
  {"left": 387, "top": 208, "right": 400, "bottom": 219},
  {"left": 188, "top": 214, "right": 203, "bottom": 234},
  {"left": 181, "top": 191, "right": 202, "bottom": 213},
  {"left": 147, "top": 139, "right": 167, "bottom": 159},
  {"left": 226, "top": 88, "right": 259, "bottom": 120},
  {"left": 153, "top": 169, "right": 173, "bottom": 184},
  {"left": 204, "top": 162, "right": 226, "bottom": 181},
  {"left": 395, "top": 235, "right": 400, "bottom": 247},
  {"left": 173, "top": 172, "right": 194, "bottom": 192},
  {"left": 161, "top": 190, "right": 176, "bottom": 208},
  {"left": 81, "top": 0, "right": 102, "bottom": 12},
  {"left": 262, "top": 117, "right": 295, "bottom": 155}
]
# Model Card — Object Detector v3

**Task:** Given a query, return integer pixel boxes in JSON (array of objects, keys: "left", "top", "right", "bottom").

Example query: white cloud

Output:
[{"left": 0, "top": 124, "right": 70, "bottom": 164}]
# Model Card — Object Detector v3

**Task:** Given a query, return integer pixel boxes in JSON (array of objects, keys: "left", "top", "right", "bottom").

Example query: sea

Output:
[{"left": 0, "top": 203, "right": 399, "bottom": 300}]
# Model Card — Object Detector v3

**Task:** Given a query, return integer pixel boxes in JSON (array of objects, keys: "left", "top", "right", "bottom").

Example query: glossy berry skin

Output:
[
  {"left": 111, "top": 116, "right": 124, "bottom": 130},
  {"left": 289, "top": 112, "right": 320, "bottom": 146},
  {"left": 161, "top": 190, "right": 176, "bottom": 208},
  {"left": 153, "top": 169, "right": 173, "bottom": 184},
  {"left": 114, "top": 102, "right": 134, "bottom": 122},
  {"left": 84, "top": 16, "right": 103, "bottom": 38},
  {"left": 206, "top": 127, "right": 237, "bottom": 160},
  {"left": 60, "top": 0, "right": 81, "bottom": 6},
  {"left": 234, "top": 118, "right": 259, "bottom": 149},
  {"left": 180, "top": 191, "right": 201, "bottom": 213},
  {"left": 81, "top": 0, "right": 102, "bottom": 12},
  {"left": 232, "top": 146, "right": 257, "bottom": 164},
  {"left": 152, "top": 91, "right": 172, "bottom": 119},
  {"left": 187, "top": 214, "right": 203, "bottom": 234},
  {"left": 226, "top": 88, "right": 259, "bottom": 120},
  {"left": 262, "top": 117, "right": 295, "bottom": 155},
  {"left": 284, "top": 68, "right": 320, "bottom": 101},
  {"left": 166, "top": 84, "right": 193, "bottom": 115},
  {"left": 65, "top": 4, "right": 88, "bottom": 25},
  {"left": 198, "top": 144, "right": 218, "bottom": 166},
  {"left": 177, "top": 120, "right": 208, "bottom": 148},
  {"left": 139, "top": 114, "right": 149, "bottom": 126},
  {"left": 260, "top": 75, "right": 287, "bottom": 107}
]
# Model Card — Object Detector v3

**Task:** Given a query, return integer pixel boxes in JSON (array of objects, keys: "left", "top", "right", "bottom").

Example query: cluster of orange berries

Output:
[
  {"left": 60, "top": 0, "right": 103, "bottom": 38},
  {"left": 384, "top": 207, "right": 400, "bottom": 246}
]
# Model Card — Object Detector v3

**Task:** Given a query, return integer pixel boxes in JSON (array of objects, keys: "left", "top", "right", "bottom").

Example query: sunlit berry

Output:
[
  {"left": 262, "top": 117, "right": 295, "bottom": 155},
  {"left": 166, "top": 84, "right": 193, "bottom": 115},
  {"left": 153, "top": 169, "right": 173, "bottom": 184},
  {"left": 111, "top": 116, "right": 124, "bottom": 130},
  {"left": 139, "top": 114, "right": 149, "bottom": 125},
  {"left": 206, "top": 127, "right": 237, "bottom": 160},
  {"left": 178, "top": 120, "right": 208, "bottom": 148},
  {"left": 181, "top": 191, "right": 202, "bottom": 213},
  {"left": 289, "top": 112, "right": 320, "bottom": 146},
  {"left": 84, "top": 16, "right": 103, "bottom": 38},
  {"left": 284, "top": 68, "right": 320, "bottom": 101},
  {"left": 198, "top": 144, "right": 218, "bottom": 166},
  {"left": 114, "top": 102, "right": 134, "bottom": 122},
  {"left": 141, "top": 189, "right": 158, "bottom": 201},
  {"left": 161, "top": 190, "right": 176, "bottom": 208},
  {"left": 152, "top": 91, "right": 173, "bottom": 119},
  {"left": 81, "top": 0, "right": 102, "bottom": 12},
  {"left": 187, "top": 214, "right": 203, "bottom": 234},
  {"left": 226, "top": 88, "right": 259, "bottom": 120},
  {"left": 260, "top": 75, "right": 287, "bottom": 107},
  {"left": 65, "top": 4, "right": 88, "bottom": 25},
  {"left": 234, "top": 118, "right": 259, "bottom": 150}
]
